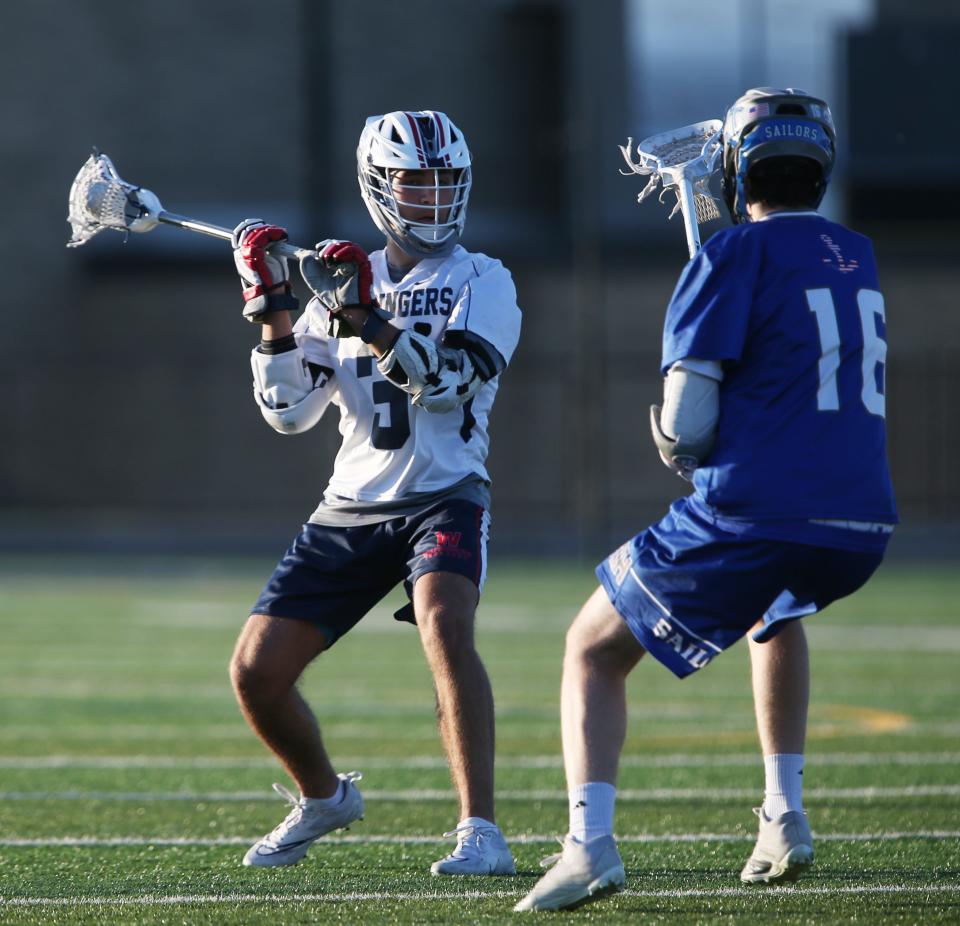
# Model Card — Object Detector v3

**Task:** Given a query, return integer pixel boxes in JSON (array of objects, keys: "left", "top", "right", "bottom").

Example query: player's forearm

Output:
[
  {"left": 259, "top": 284, "right": 295, "bottom": 340},
  {"left": 260, "top": 312, "right": 294, "bottom": 340}
]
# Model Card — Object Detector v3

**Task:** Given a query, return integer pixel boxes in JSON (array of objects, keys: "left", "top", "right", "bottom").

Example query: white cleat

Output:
[
  {"left": 740, "top": 807, "right": 814, "bottom": 884},
  {"left": 242, "top": 772, "right": 364, "bottom": 868},
  {"left": 514, "top": 834, "right": 625, "bottom": 911},
  {"left": 430, "top": 821, "right": 515, "bottom": 876}
]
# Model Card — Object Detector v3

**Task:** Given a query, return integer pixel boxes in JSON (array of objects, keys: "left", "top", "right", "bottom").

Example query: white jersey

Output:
[{"left": 293, "top": 245, "right": 521, "bottom": 503}]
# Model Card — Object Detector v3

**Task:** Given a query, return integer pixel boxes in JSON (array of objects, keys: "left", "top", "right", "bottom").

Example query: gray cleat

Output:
[
  {"left": 514, "top": 834, "right": 625, "bottom": 911},
  {"left": 740, "top": 807, "right": 814, "bottom": 884}
]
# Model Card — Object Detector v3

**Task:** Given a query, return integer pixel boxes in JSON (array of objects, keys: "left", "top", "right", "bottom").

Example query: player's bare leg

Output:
[
  {"left": 742, "top": 618, "right": 813, "bottom": 884},
  {"left": 231, "top": 615, "right": 365, "bottom": 868},
  {"left": 562, "top": 587, "right": 645, "bottom": 787},
  {"left": 748, "top": 618, "right": 809, "bottom": 755},
  {"left": 414, "top": 571, "right": 494, "bottom": 821},
  {"left": 515, "top": 588, "right": 640, "bottom": 910},
  {"left": 229, "top": 615, "right": 338, "bottom": 798},
  {"left": 415, "top": 571, "right": 513, "bottom": 875}
]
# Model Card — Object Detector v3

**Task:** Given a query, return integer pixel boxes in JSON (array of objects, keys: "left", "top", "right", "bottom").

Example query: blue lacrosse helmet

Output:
[{"left": 721, "top": 87, "right": 836, "bottom": 223}]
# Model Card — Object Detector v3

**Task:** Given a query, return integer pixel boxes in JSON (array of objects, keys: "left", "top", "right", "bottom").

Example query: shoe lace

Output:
[
  {"left": 265, "top": 773, "right": 363, "bottom": 843},
  {"left": 265, "top": 782, "right": 306, "bottom": 842},
  {"left": 539, "top": 835, "right": 566, "bottom": 868},
  {"left": 441, "top": 822, "right": 500, "bottom": 856}
]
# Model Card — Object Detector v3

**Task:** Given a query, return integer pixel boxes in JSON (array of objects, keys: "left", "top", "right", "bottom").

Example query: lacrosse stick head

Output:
[
  {"left": 67, "top": 152, "right": 163, "bottom": 247},
  {"left": 619, "top": 120, "right": 723, "bottom": 255},
  {"left": 721, "top": 87, "right": 835, "bottom": 224}
]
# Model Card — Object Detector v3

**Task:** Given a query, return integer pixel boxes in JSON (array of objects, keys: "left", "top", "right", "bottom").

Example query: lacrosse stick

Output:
[
  {"left": 619, "top": 119, "right": 724, "bottom": 257},
  {"left": 66, "top": 151, "right": 314, "bottom": 260}
]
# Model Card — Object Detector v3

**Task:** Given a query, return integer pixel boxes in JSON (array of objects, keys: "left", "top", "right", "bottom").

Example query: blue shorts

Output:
[
  {"left": 596, "top": 497, "right": 885, "bottom": 679},
  {"left": 252, "top": 499, "right": 489, "bottom": 648}
]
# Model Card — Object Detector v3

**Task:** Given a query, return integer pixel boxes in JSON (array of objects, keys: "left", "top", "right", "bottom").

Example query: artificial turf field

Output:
[{"left": 0, "top": 556, "right": 957, "bottom": 924}]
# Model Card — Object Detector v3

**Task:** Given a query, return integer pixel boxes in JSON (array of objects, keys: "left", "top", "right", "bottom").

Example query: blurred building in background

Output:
[{"left": 1, "top": 0, "right": 957, "bottom": 559}]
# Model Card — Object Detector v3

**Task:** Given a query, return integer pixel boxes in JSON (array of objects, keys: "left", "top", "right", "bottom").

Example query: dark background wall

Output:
[{"left": 1, "top": 0, "right": 957, "bottom": 560}]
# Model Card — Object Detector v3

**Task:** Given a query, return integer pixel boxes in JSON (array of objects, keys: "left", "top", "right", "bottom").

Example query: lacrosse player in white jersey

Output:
[{"left": 227, "top": 111, "right": 521, "bottom": 876}]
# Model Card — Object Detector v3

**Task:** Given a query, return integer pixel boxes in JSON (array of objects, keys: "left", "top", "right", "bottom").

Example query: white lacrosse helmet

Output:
[
  {"left": 721, "top": 87, "right": 836, "bottom": 223},
  {"left": 357, "top": 110, "right": 472, "bottom": 258}
]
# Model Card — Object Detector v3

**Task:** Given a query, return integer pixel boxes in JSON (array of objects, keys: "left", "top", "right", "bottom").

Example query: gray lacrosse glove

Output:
[
  {"left": 231, "top": 218, "right": 298, "bottom": 323},
  {"left": 300, "top": 239, "right": 388, "bottom": 339}
]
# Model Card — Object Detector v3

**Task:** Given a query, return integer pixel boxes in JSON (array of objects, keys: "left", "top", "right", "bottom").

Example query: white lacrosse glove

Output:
[
  {"left": 231, "top": 218, "right": 299, "bottom": 323},
  {"left": 299, "top": 240, "right": 391, "bottom": 340}
]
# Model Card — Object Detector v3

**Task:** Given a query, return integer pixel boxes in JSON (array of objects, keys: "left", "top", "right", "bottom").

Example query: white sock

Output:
[
  {"left": 763, "top": 753, "right": 804, "bottom": 818},
  {"left": 568, "top": 782, "right": 616, "bottom": 841},
  {"left": 303, "top": 779, "right": 344, "bottom": 808}
]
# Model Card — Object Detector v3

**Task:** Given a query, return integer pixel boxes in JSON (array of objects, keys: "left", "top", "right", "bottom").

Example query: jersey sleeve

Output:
[
  {"left": 446, "top": 257, "right": 522, "bottom": 366},
  {"left": 661, "top": 228, "right": 761, "bottom": 375}
]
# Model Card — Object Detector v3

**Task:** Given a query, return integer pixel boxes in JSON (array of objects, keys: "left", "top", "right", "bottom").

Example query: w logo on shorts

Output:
[
  {"left": 436, "top": 530, "right": 462, "bottom": 548},
  {"left": 424, "top": 530, "right": 472, "bottom": 561}
]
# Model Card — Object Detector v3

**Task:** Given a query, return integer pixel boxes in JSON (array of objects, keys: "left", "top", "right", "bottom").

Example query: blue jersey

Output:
[{"left": 661, "top": 212, "right": 897, "bottom": 542}]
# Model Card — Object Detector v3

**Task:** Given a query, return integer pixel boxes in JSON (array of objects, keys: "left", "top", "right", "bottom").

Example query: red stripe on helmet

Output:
[
  {"left": 433, "top": 112, "right": 446, "bottom": 148},
  {"left": 405, "top": 113, "right": 427, "bottom": 167}
]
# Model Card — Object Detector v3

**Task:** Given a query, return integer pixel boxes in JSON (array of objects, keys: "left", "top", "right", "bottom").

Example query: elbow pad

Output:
[
  {"left": 251, "top": 346, "right": 334, "bottom": 434},
  {"left": 376, "top": 329, "right": 485, "bottom": 413},
  {"left": 415, "top": 346, "right": 484, "bottom": 412},
  {"left": 650, "top": 364, "right": 720, "bottom": 477},
  {"left": 254, "top": 385, "right": 335, "bottom": 434},
  {"left": 376, "top": 329, "right": 440, "bottom": 390}
]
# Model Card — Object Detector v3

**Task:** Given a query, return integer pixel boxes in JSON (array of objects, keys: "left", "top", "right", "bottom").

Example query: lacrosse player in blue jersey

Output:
[
  {"left": 516, "top": 88, "right": 898, "bottom": 912},
  {"left": 227, "top": 111, "right": 520, "bottom": 877}
]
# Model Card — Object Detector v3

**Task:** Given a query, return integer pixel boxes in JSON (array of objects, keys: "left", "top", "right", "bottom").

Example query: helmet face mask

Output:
[
  {"left": 721, "top": 88, "right": 836, "bottom": 223},
  {"left": 357, "top": 111, "right": 472, "bottom": 258}
]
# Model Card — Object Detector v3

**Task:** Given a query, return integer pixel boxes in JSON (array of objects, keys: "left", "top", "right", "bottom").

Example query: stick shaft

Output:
[
  {"left": 677, "top": 180, "right": 702, "bottom": 258},
  {"left": 157, "top": 211, "right": 314, "bottom": 260}
]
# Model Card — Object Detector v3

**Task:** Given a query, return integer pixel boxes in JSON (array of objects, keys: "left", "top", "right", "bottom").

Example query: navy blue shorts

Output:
[
  {"left": 596, "top": 497, "right": 885, "bottom": 679},
  {"left": 251, "top": 499, "right": 490, "bottom": 648}
]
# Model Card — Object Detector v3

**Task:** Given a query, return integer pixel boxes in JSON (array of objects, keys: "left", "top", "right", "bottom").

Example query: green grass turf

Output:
[{"left": 0, "top": 556, "right": 957, "bottom": 923}]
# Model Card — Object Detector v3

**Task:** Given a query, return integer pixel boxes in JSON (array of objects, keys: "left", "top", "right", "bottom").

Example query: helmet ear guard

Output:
[
  {"left": 357, "top": 110, "right": 472, "bottom": 258},
  {"left": 720, "top": 88, "right": 836, "bottom": 223}
]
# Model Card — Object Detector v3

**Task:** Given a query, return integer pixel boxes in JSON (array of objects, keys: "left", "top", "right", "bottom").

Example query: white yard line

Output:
[
  {"left": 1, "top": 785, "right": 958, "bottom": 801},
  {"left": 2, "top": 831, "right": 958, "bottom": 848},
  {"left": 2, "top": 751, "right": 958, "bottom": 770},
  {"left": 4, "top": 720, "right": 959, "bottom": 740},
  {"left": 1, "top": 884, "right": 958, "bottom": 907}
]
